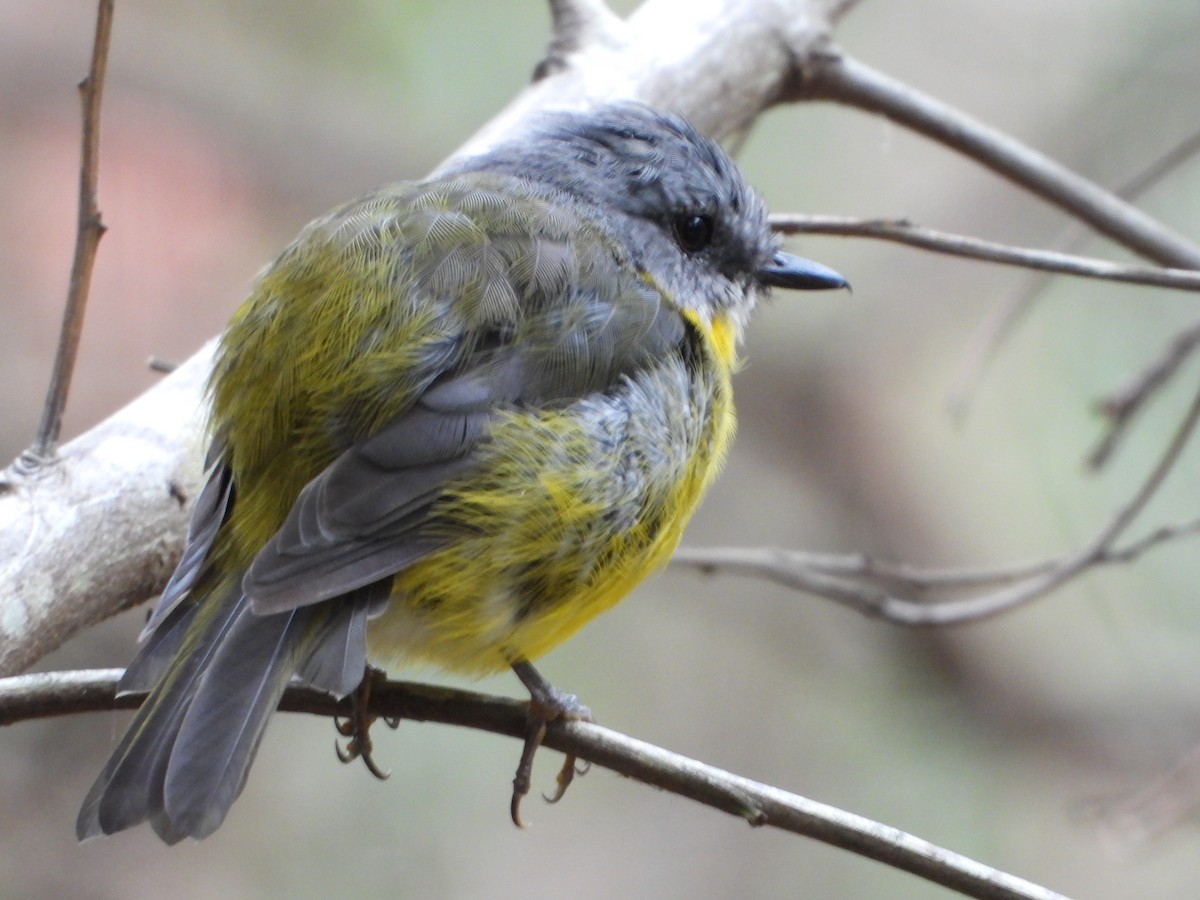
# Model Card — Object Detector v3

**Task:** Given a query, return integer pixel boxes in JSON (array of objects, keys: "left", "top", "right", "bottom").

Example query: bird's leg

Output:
[
  {"left": 510, "top": 660, "right": 593, "bottom": 828},
  {"left": 334, "top": 665, "right": 399, "bottom": 780}
]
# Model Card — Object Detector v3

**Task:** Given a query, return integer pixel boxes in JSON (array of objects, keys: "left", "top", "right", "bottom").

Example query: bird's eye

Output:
[{"left": 673, "top": 213, "right": 714, "bottom": 253}]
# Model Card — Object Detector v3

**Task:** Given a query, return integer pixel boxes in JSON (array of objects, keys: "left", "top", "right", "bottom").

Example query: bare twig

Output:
[
  {"left": 675, "top": 547, "right": 1052, "bottom": 597},
  {"left": 792, "top": 51, "right": 1200, "bottom": 269},
  {"left": 21, "top": 0, "right": 114, "bottom": 470},
  {"left": 0, "top": 0, "right": 845, "bottom": 674},
  {"left": 1088, "top": 321, "right": 1200, "bottom": 468},
  {"left": 771, "top": 215, "right": 1200, "bottom": 291},
  {"left": 1115, "top": 124, "right": 1200, "bottom": 202},
  {"left": 949, "top": 125, "right": 1200, "bottom": 423},
  {"left": 0, "top": 670, "right": 1067, "bottom": 900},
  {"left": 1104, "top": 515, "right": 1200, "bottom": 562},
  {"left": 673, "top": 378, "right": 1200, "bottom": 625},
  {"left": 674, "top": 514, "right": 1200, "bottom": 611}
]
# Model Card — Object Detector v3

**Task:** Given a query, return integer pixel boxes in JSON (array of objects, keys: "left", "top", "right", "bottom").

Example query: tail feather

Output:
[
  {"left": 295, "top": 579, "right": 390, "bottom": 696},
  {"left": 79, "top": 588, "right": 373, "bottom": 843},
  {"left": 119, "top": 600, "right": 200, "bottom": 695},
  {"left": 77, "top": 590, "right": 246, "bottom": 841},
  {"left": 161, "top": 605, "right": 314, "bottom": 839}
]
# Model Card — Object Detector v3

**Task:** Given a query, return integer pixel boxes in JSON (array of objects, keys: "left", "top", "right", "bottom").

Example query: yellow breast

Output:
[{"left": 366, "top": 311, "right": 738, "bottom": 676}]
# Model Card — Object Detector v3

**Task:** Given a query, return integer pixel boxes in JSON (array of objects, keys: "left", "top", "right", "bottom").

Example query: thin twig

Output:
[
  {"left": 1116, "top": 124, "right": 1200, "bottom": 201},
  {"left": 21, "top": 0, "right": 114, "bottom": 469},
  {"left": 674, "top": 547, "right": 1052, "bottom": 597},
  {"left": 674, "top": 516, "right": 1200, "bottom": 594},
  {"left": 771, "top": 215, "right": 1200, "bottom": 291},
  {"left": 674, "top": 515, "right": 1200, "bottom": 613},
  {"left": 673, "top": 378, "right": 1200, "bottom": 625},
  {"left": 1087, "top": 320, "right": 1200, "bottom": 469},
  {"left": 949, "top": 124, "right": 1200, "bottom": 424},
  {"left": 794, "top": 51, "right": 1200, "bottom": 269},
  {"left": 1103, "top": 515, "right": 1200, "bottom": 562},
  {"left": 0, "top": 670, "right": 1068, "bottom": 900}
]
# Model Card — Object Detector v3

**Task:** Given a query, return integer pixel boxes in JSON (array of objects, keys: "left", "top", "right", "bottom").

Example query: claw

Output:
[
  {"left": 509, "top": 660, "right": 593, "bottom": 827},
  {"left": 544, "top": 758, "right": 591, "bottom": 804},
  {"left": 511, "top": 717, "right": 547, "bottom": 828},
  {"left": 333, "top": 666, "right": 394, "bottom": 781}
]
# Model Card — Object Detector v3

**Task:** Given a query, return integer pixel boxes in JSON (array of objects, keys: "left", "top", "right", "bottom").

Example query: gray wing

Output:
[
  {"left": 80, "top": 177, "right": 690, "bottom": 845},
  {"left": 245, "top": 244, "right": 687, "bottom": 615}
]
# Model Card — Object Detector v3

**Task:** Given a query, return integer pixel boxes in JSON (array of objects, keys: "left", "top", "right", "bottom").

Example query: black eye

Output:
[{"left": 673, "top": 213, "right": 714, "bottom": 253}]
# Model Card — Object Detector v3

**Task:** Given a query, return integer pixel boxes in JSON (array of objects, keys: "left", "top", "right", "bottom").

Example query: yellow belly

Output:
[{"left": 366, "top": 313, "right": 737, "bottom": 676}]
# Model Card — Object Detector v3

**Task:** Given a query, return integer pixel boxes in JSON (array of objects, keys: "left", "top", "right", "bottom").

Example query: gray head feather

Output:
[{"left": 450, "top": 103, "right": 782, "bottom": 326}]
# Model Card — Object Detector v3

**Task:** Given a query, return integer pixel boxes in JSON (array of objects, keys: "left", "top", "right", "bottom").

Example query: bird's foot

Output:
[
  {"left": 334, "top": 665, "right": 400, "bottom": 780},
  {"left": 510, "top": 660, "right": 593, "bottom": 828}
]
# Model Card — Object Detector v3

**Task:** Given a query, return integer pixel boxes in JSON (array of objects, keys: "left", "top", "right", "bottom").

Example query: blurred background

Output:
[{"left": 3, "top": 1, "right": 1200, "bottom": 897}]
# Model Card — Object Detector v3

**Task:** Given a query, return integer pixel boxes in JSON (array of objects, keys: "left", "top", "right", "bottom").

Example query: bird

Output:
[{"left": 76, "top": 102, "right": 846, "bottom": 844}]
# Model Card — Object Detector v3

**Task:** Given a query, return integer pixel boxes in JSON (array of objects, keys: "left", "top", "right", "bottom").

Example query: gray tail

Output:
[{"left": 77, "top": 584, "right": 379, "bottom": 844}]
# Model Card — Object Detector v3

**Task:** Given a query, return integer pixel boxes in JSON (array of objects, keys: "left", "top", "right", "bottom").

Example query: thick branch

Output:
[
  {"left": 450, "top": 0, "right": 844, "bottom": 164},
  {"left": 0, "top": 345, "right": 212, "bottom": 674},
  {"left": 0, "top": 0, "right": 851, "bottom": 675},
  {"left": 0, "top": 670, "right": 1066, "bottom": 900}
]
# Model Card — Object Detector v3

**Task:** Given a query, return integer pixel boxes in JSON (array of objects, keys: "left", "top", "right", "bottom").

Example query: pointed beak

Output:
[{"left": 758, "top": 251, "right": 848, "bottom": 291}]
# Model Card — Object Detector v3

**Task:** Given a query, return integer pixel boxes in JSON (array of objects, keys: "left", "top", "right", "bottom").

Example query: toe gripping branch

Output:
[
  {"left": 510, "top": 660, "right": 593, "bottom": 827},
  {"left": 331, "top": 662, "right": 591, "bottom": 825},
  {"left": 335, "top": 666, "right": 401, "bottom": 780}
]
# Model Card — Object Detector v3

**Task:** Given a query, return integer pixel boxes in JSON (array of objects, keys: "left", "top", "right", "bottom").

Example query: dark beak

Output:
[{"left": 758, "top": 251, "right": 848, "bottom": 291}]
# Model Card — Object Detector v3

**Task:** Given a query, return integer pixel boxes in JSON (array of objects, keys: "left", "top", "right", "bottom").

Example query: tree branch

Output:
[
  {"left": 0, "top": 0, "right": 855, "bottom": 676},
  {"left": 1087, "top": 321, "right": 1200, "bottom": 468},
  {"left": 772, "top": 214, "right": 1200, "bottom": 291},
  {"left": 792, "top": 50, "right": 1200, "bottom": 269},
  {"left": 674, "top": 375, "right": 1200, "bottom": 625},
  {"left": 0, "top": 344, "right": 211, "bottom": 674},
  {"left": 0, "top": 669, "right": 1067, "bottom": 900},
  {"left": 948, "top": 124, "right": 1200, "bottom": 424},
  {"left": 2, "top": 3, "right": 1193, "bottom": 894},
  {"left": 23, "top": 0, "right": 113, "bottom": 467}
]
